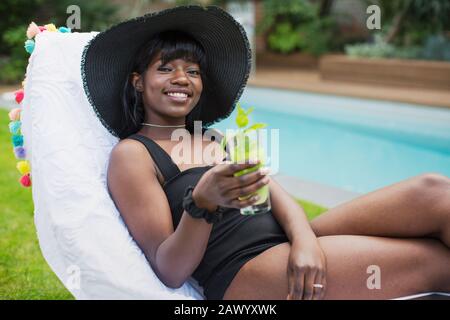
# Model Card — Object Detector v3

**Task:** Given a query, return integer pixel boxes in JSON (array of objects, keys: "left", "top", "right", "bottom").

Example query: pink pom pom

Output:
[
  {"left": 26, "top": 22, "right": 41, "bottom": 39},
  {"left": 38, "top": 26, "right": 46, "bottom": 32},
  {"left": 19, "top": 173, "right": 32, "bottom": 187},
  {"left": 14, "top": 89, "right": 24, "bottom": 104},
  {"left": 8, "top": 108, "right": 21, "bottom": 121}
]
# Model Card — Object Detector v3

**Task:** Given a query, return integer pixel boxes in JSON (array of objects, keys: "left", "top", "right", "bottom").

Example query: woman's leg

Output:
[
  {"left": 223, "top": 235, "right": 450, "bottom": 300},
  {"left": 310, "top": 173, "right": 450, "bottom": 248}
]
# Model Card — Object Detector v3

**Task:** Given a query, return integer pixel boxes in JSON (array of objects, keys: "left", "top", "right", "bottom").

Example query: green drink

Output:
[{"left": 224, "top": 104, "right": 271, "bottom": 215}]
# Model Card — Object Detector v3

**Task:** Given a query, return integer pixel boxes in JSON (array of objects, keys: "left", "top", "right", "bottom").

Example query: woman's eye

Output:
[
  {"left": 158, "top": 66, "right": 200, "bottom": 75},
  {"left": 158, "top": 67, "right": 171, "bottom": 72}
]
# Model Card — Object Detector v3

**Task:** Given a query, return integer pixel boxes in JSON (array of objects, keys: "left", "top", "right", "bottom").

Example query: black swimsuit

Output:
[{"left": 128, "top": 133, "right": 289, "bottom": 300}]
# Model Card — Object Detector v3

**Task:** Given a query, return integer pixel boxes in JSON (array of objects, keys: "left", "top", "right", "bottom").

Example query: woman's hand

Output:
[
  {"left": 287, "top": 238, "right": 327, "bottom": 300},
  {"left": 192, "top": 161, "right": 270, "bottom": 212}
]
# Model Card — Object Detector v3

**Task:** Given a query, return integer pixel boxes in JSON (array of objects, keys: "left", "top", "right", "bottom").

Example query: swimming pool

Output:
[{"left": 214, "top": 87, "right": 450, "bottom": 194}]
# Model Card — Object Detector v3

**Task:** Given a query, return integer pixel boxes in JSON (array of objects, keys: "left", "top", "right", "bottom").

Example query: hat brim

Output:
[{"left": 81, "top": 5, "right": 251, "bottom": 139}]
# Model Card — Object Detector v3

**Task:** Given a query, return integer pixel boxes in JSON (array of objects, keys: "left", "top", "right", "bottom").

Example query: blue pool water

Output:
[{"left": 213, "top": 87, "right": 450, "bottom": 194}]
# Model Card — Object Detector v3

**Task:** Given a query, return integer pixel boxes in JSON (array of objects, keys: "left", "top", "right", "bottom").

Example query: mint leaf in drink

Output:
[
  {"left": 236, "top": 104, "right": 249, "bottom": 128},
  {"left": 243, "top": 123, "right": 267, "bottom": 134}
]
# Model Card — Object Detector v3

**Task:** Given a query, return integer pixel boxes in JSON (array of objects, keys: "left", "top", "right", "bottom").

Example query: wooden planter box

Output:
[
  {"left": 319, "top": 54, "right": 450, "bottom": 91},
  {"left": 256, "top": 52, "right": 318, "bottom": 69}
]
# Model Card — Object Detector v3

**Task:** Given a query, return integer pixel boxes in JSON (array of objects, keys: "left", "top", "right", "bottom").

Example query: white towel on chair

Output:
[{"left": 21, "top": 31, "right": 204, "bottom": 300}]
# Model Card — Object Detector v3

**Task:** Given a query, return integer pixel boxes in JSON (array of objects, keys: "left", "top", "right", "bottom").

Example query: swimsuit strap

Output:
[
  {"left": 127, "top": 134, "right": 181, "bottom": 182},
  {"left": 128, "top": 128, "right": 227, "bottom": 181}
]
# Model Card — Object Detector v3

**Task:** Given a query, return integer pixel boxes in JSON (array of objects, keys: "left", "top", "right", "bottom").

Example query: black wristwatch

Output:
[{"left": 182, "top": 185, "right": 224, "bottom": 224}]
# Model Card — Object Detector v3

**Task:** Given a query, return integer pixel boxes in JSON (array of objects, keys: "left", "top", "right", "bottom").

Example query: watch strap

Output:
[{"left": 182, "top": 186, "right": 223, "bottom": 224}]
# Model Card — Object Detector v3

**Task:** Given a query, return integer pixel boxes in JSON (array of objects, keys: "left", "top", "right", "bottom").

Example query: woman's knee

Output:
[
  {"left": 409, "top": 173, "right": 450, "bottom": 215},
  {"left": 416, "top": 173, "right": 450, "bottom": 190}
]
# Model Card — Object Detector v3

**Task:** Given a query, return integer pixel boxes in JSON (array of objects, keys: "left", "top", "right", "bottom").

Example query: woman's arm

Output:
[
  {"left": 155, "top": 209, "right": 214, "bottom": 288},
  {"left": 267, "top": 177, "right": 317, "bottom": 242},
  {"left": 108, "top": 140, "right": 213, "bottom": 288},
  {"left": 267, "top": 176, "right": 327, "bottom": 300}
]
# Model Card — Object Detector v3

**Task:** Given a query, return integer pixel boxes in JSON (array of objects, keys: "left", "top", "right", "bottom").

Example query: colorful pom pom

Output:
[
  {"left": 58, "top": 26, "right": 71, "bottom": 33},
  {"left": 11, "top": 20, "right": 38, "bottom": 188},
  {"left": 24, "top": 39, "right": 35, "bottom": 54},
  {"left": 16, "top": 160, "right": 30, "bottom": 175},
  {"left": 12, "top": 135, "right": 23, "bottom": 147},
  {"left": 8, "top": 108, "right": 21, "bottom": 121},
  {"left": 13, "top": 146, "right": 27, "bottom": 160},
  {"left": 26, "top": 22, "right": 41, "bottom": 39},
  {"left": 14, "top": 89, "right": 24, "bottom": 104},
  {"left": 45, "top": 24, "right": 57, "bottom": 32},
  {"left": 9, "top": 121, "right": 21, "bottom": 135},
  {"left": 19, "top": 173, "right": 32, "bottom": 187}
]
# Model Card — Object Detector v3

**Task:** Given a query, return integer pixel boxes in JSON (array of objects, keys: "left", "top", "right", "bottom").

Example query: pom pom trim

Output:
[{"left": 9, "top": 21, "right": 72, "bottom": 187}]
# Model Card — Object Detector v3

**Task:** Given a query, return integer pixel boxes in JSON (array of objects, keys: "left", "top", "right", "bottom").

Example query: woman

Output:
[{"left": 82, "top": 6, "right": 450, "bottom": 300}]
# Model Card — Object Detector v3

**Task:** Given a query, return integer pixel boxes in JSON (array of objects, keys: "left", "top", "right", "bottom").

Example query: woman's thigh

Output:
[{"left": 223, "top": 235, "right": 450, "bottom": 300}]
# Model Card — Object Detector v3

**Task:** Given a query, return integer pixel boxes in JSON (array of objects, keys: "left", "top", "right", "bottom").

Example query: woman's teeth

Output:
[{"left": 167, "top": 92, "right": 188, "bottom": 98}]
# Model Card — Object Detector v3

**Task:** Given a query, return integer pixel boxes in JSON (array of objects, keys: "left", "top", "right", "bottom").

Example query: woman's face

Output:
[{"left": 132, "top": 52, "right": 203, "bottom": 123}]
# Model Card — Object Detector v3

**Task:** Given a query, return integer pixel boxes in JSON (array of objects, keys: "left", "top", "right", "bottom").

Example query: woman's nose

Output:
[{"left": 171, "top": 67, "right": 189, "bottom": 84}]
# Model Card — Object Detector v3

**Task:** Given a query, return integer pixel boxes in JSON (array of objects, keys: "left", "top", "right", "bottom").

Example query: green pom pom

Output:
[
  {"left": 9, "top": 121, "right": 21, "bottom": 135},
  {"left": 24, "top": 39, "right": 35, "bottom": 54}
]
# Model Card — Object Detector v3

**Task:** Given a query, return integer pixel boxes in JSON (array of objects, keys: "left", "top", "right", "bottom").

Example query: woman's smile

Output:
[
  {"left": 163, "top": 92, "right": 191, "bottom": 104},
  {"left": 163, "top": 87, "right": 194, "bottom": 104}
]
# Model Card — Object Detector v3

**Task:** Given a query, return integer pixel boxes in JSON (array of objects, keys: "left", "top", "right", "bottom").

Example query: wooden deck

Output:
[{"left": 248, "top": 67, "right": 450, "bottom": 109}]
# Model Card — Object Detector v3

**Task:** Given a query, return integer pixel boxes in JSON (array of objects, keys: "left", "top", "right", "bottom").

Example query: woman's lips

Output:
[{"left": 164, "top": 93, "right": 191, "bottom": 104}]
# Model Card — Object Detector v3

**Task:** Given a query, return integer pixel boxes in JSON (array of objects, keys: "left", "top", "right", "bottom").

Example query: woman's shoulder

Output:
[
  {"left": 109, "top": 138, "right": 157, "bottom": 175},
  {"left": 112, "top": 137, "right": 149, "bottom": 158}
]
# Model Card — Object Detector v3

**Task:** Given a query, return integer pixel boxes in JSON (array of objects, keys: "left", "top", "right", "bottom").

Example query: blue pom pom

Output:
[
  {"left": 58, "top": 26, "right": 71, "bottom": 33},
  {"left": 12, "top": 134, "right": 24, "bottom": 147},
  {"left": 24, "top": 39, "right": 35, "bottom": 54},
  {"left": 9, "top": 121, "right": 21, "bottom": 135}
]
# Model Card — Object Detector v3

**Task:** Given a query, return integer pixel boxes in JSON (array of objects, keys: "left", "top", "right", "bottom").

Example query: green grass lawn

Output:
[
  {"left": 297, "top": 198, "right": 328, "bottom": 221},
  {"left": 0, "top": 108, "right": 74, "bottom": 300},
  {"left": 0, "top": 107, "right": 327, "bottom": 300}
]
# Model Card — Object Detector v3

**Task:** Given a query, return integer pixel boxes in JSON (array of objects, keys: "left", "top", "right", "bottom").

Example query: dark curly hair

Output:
[{"left": 121, "top": 30, "right": 208, "bottom": 137}]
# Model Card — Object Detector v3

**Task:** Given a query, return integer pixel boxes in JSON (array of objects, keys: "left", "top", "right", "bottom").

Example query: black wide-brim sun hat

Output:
[{"left": 81, "top": 5, "right": 252, "bottom": 139}]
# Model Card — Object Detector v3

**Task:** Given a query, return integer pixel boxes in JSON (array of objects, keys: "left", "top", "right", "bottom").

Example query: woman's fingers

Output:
[
  {"left": 227, "top": 176, "right": 270, "bottom": 200},
  {"left": 289, "top": 271, "right": 305, "bottom": 300},
  {"left": 312, "top": 271, "right": 324, "bottom": 300},
  {"left": 319, "top": 271, "right": 327, "bottom": 300},
  {"left": 287, "top": 270, "right": 294, "bottom": 300},
  {"left": 221, "top": 161, "right": 261, "bottom": 176},
  {"left": 303, "top": 268, "right": 318, "bottom": 300},
  {"left": 228, "top": 193, "right": 261, "bottom": 208},
  {"left": 229, "top": 166, "right": 270, "bottom": 189},
  {"left": 215, "top": 161, "right": 269, "bottom": 192},
  {"left": 287, "top": 268, "right": 326, "bottom": 300}
]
